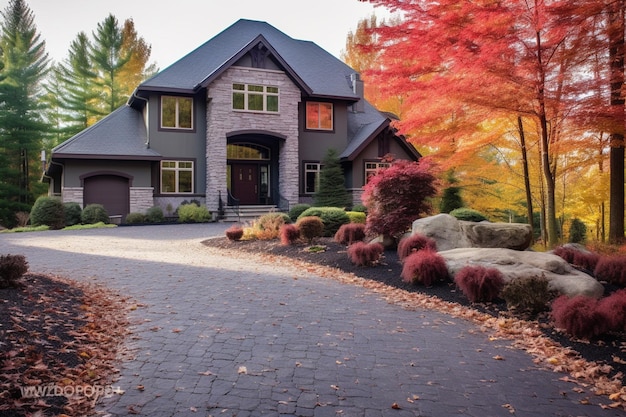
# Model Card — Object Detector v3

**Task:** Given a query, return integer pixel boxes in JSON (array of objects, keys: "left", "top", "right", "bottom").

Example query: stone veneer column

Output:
[
  {"left": 205, "top": 67, "right": 301, "bottom": 213},
  {"left": 62, "top": 187, "right": 83, "bottom": 206},
  {"left": 130, "top": 187, "right": 155, "bottom": 213}
]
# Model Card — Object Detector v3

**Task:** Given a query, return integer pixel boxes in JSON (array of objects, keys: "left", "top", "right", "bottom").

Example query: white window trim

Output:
[
  {"left": 365, "top": 162, "right": 390, "bottom": 183},
  {"left": 160, "top": 96, "right": 194, "bottom": 130},
  {"left": 160, "top": 160, "right": 194, "bottom": 194},
  {"left": 232, "top": 83, "right": 279, "bottom": 113},
  {"left": 304, "top": 162, "right": 322, "bottom": 194}
]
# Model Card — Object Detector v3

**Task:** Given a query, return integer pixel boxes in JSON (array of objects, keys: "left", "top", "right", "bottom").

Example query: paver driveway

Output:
[{"left": 1, "top": 224, "right": 621, "bottom": 417}]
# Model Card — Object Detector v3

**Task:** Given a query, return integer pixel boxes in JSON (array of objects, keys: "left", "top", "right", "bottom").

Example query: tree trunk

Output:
[
  {"left": 518, "top": 116, "right": 534, "bottom": 237},
  {"left": 608, "top": 0, "right": 626, "bottom": 245}
]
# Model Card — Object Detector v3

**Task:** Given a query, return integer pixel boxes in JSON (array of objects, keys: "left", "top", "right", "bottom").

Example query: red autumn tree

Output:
[
  {"left": 359, "top": 0, "right": 618, "bottom": 247},
  {"left": 362, "top": 157, "right": 438, "bottom": 240}
]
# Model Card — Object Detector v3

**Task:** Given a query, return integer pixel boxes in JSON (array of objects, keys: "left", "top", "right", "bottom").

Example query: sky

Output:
[{"left": 1, "top": 0, "right": 389, "bottom": 70}]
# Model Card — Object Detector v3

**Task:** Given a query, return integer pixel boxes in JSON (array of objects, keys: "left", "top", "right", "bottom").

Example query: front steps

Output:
[{"left": 220, "top": 205, "right": 282, "bottom": 222}]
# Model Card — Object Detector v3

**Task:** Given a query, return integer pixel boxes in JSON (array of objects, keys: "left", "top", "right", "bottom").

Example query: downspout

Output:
[{"left": 131, "top": 92, "right": 150, "bottom": 148}]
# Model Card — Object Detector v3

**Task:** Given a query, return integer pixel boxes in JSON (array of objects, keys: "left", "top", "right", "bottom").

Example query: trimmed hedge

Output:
[
  {"left": 30, "top": 197, "right": 65, "bottom": 229},
  {"left": 297, "top": 207, "right": 350, "bottom": 237},
  {"left": 178, "top": 203, "right": 211, "bottom": 223},
  {"left": 63, "top": 202, "right": 82, "bottom": 226},
  {"left": 81, "top": 204, "right": 109, "bottom": 224}
]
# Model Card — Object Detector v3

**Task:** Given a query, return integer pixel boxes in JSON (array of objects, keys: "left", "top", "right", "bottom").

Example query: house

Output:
[{"left": 44, "top": 19, "right": 420, "bottom": 221}]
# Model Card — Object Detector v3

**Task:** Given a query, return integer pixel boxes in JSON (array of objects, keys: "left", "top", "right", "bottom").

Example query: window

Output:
[
  {"left": 304, "top": 162, "right": 322, "bottom": 194},
  {"left": 161, "top": 96, "right": 193, "bottom": 129},
  {"left": 232, "top": 83, "right": 279, "bottom": 113},
  {"left": 161, "top": 160, "right": 193, "bottom": 193},
  {"left": 306, "top": 102, "right": 333, "bottom": 130},
  {"left": 365, "top": 162, "right": 390, "bottom": 184}
]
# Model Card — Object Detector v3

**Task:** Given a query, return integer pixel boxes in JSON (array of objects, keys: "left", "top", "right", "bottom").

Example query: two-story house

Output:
[{"left": 44, "top": 19, "right": 420, "bottom": 221}]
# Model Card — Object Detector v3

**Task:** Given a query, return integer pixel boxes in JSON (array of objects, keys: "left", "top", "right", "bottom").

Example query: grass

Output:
[{"left": 1, "top": 222, "right": 116, "bottom": 233}]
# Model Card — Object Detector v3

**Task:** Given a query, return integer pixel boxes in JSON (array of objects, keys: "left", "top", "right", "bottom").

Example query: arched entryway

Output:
[
  {"left": 227, "top": 134, "right": 282, "bottom": 206},
  {"left": 83, "top": 174, "right": 130, "bottom": 218}
]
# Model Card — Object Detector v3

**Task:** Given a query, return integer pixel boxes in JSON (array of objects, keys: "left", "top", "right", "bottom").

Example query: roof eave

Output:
[{"left": 52, "top": 153, "right": 161, "bottom": 161}]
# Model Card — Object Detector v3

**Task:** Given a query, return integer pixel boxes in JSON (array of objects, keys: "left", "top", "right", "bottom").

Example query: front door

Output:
[{"left": 231, "top": 163, "right": 259, "bottom": 204}]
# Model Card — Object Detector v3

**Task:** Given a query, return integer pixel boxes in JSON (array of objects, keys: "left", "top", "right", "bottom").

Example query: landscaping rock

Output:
[
  {"left": 412, "top": 214, "right": 532, "bottom": 251},
  {"left": 440, "top": 247, "right": 604, "bottom": 298}
]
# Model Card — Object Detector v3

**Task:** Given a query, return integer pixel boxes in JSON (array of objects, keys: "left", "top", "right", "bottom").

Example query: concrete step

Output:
[{"left": 220, "top": 205, "right": 282, "bottom": 222}]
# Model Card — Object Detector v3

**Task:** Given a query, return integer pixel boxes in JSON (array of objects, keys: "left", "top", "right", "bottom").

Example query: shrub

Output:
[
  {"left": 30, "top": 196, "right": 65, "bottom": 229},
  {"left": 553, "top": 245, "right": 600, "bottom": 273},
  {"left": 362, "top": 158, "right": 438, "bottom": 239},
  {"left": 400, "top": 249, "right": 449, "bottom": 287},
  {"left": 347, "top": 241, "right": 384, "bottom": 266},
  {"left": 225, "top": 225, "right": 244, "bottom": 241},
  {"left": 594, "top": 255, "right": 626, "bottom": 285},
  {"left": 125, "top": 212, "right": 146, "bottom": 224},
  {"left": 454, "top": 265, "right": 505, "bottom": 303},
  {"left": 0, "top": 254, "right": 28, "bottom": 288},
  {"left": 551, "top": 295, "right": 607, "bottom": 340},
  {"left": 146, "top": 206, "right": 165, "bottom": 223},
  {"left": 352, "top": 204, "right": 367, "bottom": 213},
  {"left": 63, "top": 202, "right": 82, "bottom": 226},
  {"left": 449, "top": 207, "right": 488, "bottom": 222},
  {"left": 346, "top": 211, "right": 366, "bottom": 224},
  {"left": 568, "top": 218, "right": 587, "bottom": 244},
  {"left": 313, "top": 149, "right": 352, "bottom": 208},
  {"left": 334, "top": 223, "right": 366, "bottom": 246},
  {"left": 81, "top": 204, "right": 109, "bottom": 224},
  {"left": 397, "top": 234, "right": 437, "bottom": 262},
  {"left": 501, "top": 275, "right": 554, "bottom": 317},
  {"left": 297, "top": 207, "right": 350, "bottom": 237},
  {"left": 178, "top": 203, "right": 211, "bottom": 223},
  {"left": 280, "top": 224, "right": 300, "bottom": 245},
  {"left": 288, "top": 204, "right": 311, "bottom": 222},
  {"left": 255, "top": 213, "right": 291, "bottom": 240},
  {"left": 598, "top": 289, "right": 626, "bottom": 332},
  {"left": 296, "top": 216, "right": 324, "bottom": 244}
]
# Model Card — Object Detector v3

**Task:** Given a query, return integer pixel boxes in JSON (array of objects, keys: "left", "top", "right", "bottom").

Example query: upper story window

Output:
[
  {"left": 232, "top": 83, "right": 279, "bottom": 113},
  {"left": 161, "top": 96, "right": 193, "bottom": 129},
  {"left": 306, "top": 102, "right": 333, "bottom": 131}
]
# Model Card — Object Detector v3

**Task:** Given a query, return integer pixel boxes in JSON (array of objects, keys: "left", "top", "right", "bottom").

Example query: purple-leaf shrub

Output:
[
  {"left": 400, "top": 249, "right": 449, "bottom": 287},
  {"left": 454, "top": 265, "right": 505, "bottom": 303},
  {"left": 594, "top": 255, "right": 626, "bottom": 286},
  {"left": 397, "top": 233, "right": 437, "bottom": 262},
  {"left": 334, "top": 223, "right": 366, "bottom": 246},
  {"left": 347, "top": 241, "right": 384, "bottom": 266},
  {"left": 362, "top": 158, "right": 438, "bottom": 239},
  {"left": 598, "top": 289, "right": 626, "bottom": 332},
  {"left": 280, "top": 224, "right": 301, "bottom": 246},
  {"left": 551, "top": 295, "right": 608, "bottom": 340},
  {"left": 225, "top": 225, "right": 244, "bottom": 241}
]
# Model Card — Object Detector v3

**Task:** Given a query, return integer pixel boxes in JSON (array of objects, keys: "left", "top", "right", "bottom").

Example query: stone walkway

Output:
[{"left": 1, "top": 224, "right": 621, "bottom": 416}]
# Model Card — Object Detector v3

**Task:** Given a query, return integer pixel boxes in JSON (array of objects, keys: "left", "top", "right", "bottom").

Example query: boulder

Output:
[
  {"left": 440, "top": 247, "right": 604, "bottom": 298},
  {"left": 412, "top": 214, "right": 532, "bottom": 251}
]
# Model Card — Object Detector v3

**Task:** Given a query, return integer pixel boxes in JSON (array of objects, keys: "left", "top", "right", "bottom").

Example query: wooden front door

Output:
[{"left": 231, "top": 163, "right": 259, "bottom": 204}]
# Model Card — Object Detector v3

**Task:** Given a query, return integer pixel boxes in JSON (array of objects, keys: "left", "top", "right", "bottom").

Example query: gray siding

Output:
[{"left": 63, "top": 160, "right": 152, "bottom": 187}]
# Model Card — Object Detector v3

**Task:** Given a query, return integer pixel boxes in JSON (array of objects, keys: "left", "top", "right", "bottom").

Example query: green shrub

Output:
[
  {"left": 288, "top": 204, "right": 311, "bottom": 222},
  {"left": 30, "top": 197, "right": 65, "bottom": 229},
  {"left": 81, "top": 204, "right": 109, "bottom": 224},
  {"left": 125, "top": 212, "right": 146, "bottom": 224},
  {"left": 449, "top": 208, "right": 488, "bottom": 222},
  {"left": 501, "top": 275, "right": 555, "bottom": 318},
  {"left": 63, "top": 202, "right": 82, "bottom": 226},
  {"left": 296, "top": 216, "right": 325, "bottom": 244},
  {"left": 346, "top": 211, "right": 366, "bottom": 224},
  {"left": 568, "top": 218, "right": 587, "bottom": 244},
  {"left": 297, "top": 207, "right": 350, "bottom": 237},
  {"left": 0, "top": 254, "right": 28, "bottom": 288},
  {"left": 146, "top": 206, "right": 165, "bottom": 223},
  {"left": 178, "top": 203, "right": 211, "bottom": 223},
  {"left": 351, "top": 204, "right": 367, "bottom": 213}
]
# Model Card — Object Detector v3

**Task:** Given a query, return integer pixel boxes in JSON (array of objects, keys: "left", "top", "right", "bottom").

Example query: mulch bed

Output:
[
  {"left": 202, "top": 236, "right": 626, "bottom": 386},
  {"left": 0, "top": 274, "right": 130, "bottom": 417}
]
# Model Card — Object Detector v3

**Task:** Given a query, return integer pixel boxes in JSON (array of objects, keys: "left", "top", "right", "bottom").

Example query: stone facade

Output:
[
  {"left": 130, "top": 187, "right": 155, "bottom": 214},
  {"left": 62, "top": 187, "right": 83, "bottom": 206},
  {"left": 205, "top": 66, "right": 301, "bottom": 213}
]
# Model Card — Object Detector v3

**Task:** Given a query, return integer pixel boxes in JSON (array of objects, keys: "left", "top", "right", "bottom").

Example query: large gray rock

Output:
[
  {"left": 412, "top": 214, "right": 532, "bottom": 251},
  {"left": 440, "top": 247, "right": 604, "bottom": 298}
]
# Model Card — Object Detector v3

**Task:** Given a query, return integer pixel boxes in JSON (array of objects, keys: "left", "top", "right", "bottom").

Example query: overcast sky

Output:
[{"left": 1, "top": 0, "right": 388, "bottom": 70}]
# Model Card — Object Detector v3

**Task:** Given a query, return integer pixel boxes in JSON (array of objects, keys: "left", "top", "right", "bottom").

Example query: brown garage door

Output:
[{"left": 83, "top": 175, "right": 130, "bottom": 218}]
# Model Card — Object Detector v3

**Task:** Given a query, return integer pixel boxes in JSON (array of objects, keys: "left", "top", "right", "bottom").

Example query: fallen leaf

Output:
[
  {"left": 136, "top": 385, "right": 145, "bottom": 391},
  {"left": 493, "top": 355, "right": 505, "bottom": 361},
  {"left": 238, "top": 366, "right": 247, "bottom": 374},
  {"left": 391, "top": 402, "right": 401, "bottom": 409}
]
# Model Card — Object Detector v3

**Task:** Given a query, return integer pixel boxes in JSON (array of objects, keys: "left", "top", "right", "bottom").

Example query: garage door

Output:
[{"left": 83, "top": 175, "right": 130, "bottom": 218}]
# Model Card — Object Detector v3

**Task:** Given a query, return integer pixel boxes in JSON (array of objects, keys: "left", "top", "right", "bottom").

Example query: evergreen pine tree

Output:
[
  {"left": 0, "top": 0, "right": 49, "bottom": 227},
  {"left": 314, "top": 148, "right": 351, "bottom": 208}
]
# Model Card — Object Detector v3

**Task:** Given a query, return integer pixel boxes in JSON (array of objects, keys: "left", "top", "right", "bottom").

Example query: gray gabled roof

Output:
[
  {"left": 136, "top": 19, "right": 360, "bottom": 101},
  {"left": 52, "top": 105, "right": 161, "bottom": 160}
]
